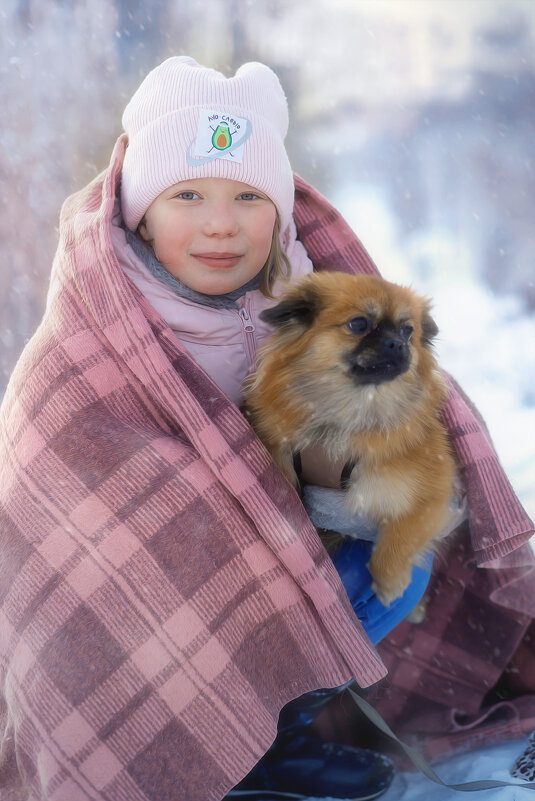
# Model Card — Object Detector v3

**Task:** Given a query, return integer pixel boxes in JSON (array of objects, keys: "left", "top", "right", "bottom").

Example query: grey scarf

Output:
[{"left": 124, "top": 228, "right": 263, "bottom": 309}]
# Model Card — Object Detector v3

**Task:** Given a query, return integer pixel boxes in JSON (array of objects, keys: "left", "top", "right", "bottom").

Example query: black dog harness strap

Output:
[
  {"left": 292, "top": 451, "right": 303, "bottom": 483},
  {"left": 340, "top": 458, "right": 357, "bottom": 489}
]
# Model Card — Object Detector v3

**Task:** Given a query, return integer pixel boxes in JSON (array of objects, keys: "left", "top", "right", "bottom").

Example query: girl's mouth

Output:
[{"left": 192, "top": 252, "right": 243, "bottom": 269}]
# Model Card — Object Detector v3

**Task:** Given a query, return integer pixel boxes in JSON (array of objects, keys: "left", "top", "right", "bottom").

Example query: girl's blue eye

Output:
[
  {"left": 347, "top": 316, "right": 370, "bottom": 335},
  {"left": 175, "top": 191, "right": 199, "bottom": 200},
  {"left": 239, "top": 192, "right": 260, "bottom": 201}
]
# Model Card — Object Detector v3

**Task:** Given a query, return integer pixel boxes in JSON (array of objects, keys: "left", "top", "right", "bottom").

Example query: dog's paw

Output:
[
  {"left": 405, "top": 597, "right": 428, "bottom": 624},
  {"left": 370, "top": 567, "right": 412, "bottom": 607}
]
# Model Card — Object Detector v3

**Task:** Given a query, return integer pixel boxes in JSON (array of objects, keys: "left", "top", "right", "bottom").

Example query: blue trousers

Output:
[{"left": 277, "top": 537, "right": 433, "bottom": 732}]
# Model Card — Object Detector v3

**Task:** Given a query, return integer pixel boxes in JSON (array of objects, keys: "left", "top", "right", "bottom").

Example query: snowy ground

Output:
[
  {"left": 380, "top": 737, "right": 534, "bottom": 801},
  {"left": 297, "top": 737, "right": 534, "bottom": 800}
]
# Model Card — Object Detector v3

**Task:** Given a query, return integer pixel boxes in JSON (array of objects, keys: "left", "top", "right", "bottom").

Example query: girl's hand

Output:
[{"left": 299, "top": 442, "right": 350, "bottom": 489}]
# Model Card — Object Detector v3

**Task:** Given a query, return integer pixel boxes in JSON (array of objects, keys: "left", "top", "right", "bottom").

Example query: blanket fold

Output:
[{"left": 0, "top": 135, "right": 533, "bottom": 801}]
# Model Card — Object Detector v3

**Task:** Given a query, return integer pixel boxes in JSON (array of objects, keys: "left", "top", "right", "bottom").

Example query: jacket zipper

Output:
[{"left": 237, "top": 301, "right": 257, "bottom": 368}]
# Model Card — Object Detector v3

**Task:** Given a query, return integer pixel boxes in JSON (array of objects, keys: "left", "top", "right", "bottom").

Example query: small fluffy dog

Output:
[{"left": 244, "top": 272, "right": 456, "bottom": 606}]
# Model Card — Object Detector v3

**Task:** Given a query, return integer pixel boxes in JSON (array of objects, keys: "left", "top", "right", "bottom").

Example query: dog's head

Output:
[{"left": 259, "top": 272, "right": 439, "bottom": 388}]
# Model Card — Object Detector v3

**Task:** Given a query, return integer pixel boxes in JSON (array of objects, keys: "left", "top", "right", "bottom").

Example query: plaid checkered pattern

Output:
[{"left": 0, "top": 136, "right": 533, "bottom": 800}]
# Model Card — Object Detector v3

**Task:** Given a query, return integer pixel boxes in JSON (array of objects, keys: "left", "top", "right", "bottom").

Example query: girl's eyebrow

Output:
[{"left": 171, "top": 184, "right": 197, "bottom": 191}]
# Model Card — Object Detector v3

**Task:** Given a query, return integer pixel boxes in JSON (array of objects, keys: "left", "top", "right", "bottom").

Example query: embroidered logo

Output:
[{"left": 187, "top": 110, "right": 252, "bottom": 166}]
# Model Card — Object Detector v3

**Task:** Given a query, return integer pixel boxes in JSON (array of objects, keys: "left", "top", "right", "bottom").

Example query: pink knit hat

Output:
[{"left": 121, "top": 56, "right": 295, "bottom": 233}]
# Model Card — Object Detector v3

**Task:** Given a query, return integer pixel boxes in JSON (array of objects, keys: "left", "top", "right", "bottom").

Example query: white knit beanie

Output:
[{"left": 121, "top": 56, "right": 295, "bottom": 233}]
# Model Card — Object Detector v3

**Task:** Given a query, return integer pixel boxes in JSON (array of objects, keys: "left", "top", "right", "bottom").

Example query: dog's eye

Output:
[
  {"left": 347, "top": 316, "right": 370, "bottom": 335},
  {"left": 400, "top": 324, "right": 414, "bottom": 341}
]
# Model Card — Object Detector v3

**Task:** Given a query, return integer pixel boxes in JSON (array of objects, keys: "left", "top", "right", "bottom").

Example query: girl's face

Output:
[{"left": 138, "top": 178, "right": 277, "bottom": 295}]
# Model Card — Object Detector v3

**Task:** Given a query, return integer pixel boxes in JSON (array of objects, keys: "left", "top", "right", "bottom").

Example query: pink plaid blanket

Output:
[{"left": 0, "top": 134, "right": 533, "bottom": 800}]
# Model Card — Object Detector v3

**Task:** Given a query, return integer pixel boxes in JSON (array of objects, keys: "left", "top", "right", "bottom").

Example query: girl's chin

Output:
[
  {"left": 189, "top": 277, "right": 244, "bottom": 295},
  {"left": 191, "top": 270, "right": 260, "bottom": 296},
  {"left": 167, "top": 265, "right": 262, "bottom": 295}
]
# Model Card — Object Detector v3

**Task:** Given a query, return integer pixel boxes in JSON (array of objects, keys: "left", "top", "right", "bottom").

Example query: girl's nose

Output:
[{"left": 202, "top": 202, "right": 239, "bottom": 237}]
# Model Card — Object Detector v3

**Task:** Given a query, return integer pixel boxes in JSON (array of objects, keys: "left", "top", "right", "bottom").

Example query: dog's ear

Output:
[
  {"left": 260, "top": 284, "right": 321, "bottom": 329},
  {"left": 420, "top": 302, "right": 439, "bottom": 346}
]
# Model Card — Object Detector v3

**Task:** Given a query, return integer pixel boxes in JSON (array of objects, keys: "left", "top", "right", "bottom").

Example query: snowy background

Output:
[
  {"left": 2, "top": 0, "right": 533, "bottom": 524},
  {"left": 1, "top": 1, "right": 534, "bottom": 797}
]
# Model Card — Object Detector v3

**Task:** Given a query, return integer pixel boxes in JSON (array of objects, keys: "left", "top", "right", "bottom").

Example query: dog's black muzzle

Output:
[{"left": 348, "top": 334, "right": 411, "bottom": 386}]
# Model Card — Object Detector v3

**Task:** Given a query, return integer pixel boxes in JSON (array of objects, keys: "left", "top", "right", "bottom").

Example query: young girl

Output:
[
  {"left": 115, "top": 55, "right": 436, "bottom": 799},
  {"left": 0, "top": 56, "right": 533, "bottom": 801}
]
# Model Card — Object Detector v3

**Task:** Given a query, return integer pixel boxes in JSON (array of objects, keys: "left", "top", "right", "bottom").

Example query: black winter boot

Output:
[{"left": 225, "top": 685, "right": 394, "bottom": 800}]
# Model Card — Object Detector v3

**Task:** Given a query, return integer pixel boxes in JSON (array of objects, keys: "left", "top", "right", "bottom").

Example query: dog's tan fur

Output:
[{"left": 244, "top": 272, "right": 456, "bottom": 605}]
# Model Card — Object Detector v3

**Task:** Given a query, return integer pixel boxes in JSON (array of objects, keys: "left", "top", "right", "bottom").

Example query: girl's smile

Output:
[
  {"left": 138, "top": 178, "right": 277, "bottom": 295},
  {"left": 191, "top": 252, "right": 244, "bottom": 269}
]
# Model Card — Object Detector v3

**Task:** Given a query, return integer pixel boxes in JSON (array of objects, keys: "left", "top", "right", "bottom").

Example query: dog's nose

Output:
[{"left": 381, "top": 337, "right": 405, "bottom": 360}]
